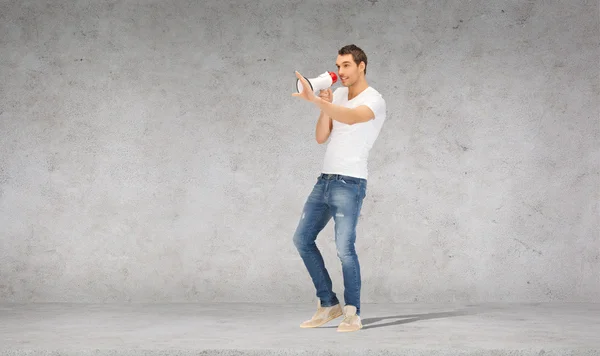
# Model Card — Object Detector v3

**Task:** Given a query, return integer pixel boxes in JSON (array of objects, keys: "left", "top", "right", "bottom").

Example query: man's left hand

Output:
[{"left": 292, "top": 71, "right": 317, "bottom": 102}]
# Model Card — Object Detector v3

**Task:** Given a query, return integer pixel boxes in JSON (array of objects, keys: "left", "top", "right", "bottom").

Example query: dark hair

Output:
[{"left": 338, "top": 44, "right": 368, "bottom": 75}]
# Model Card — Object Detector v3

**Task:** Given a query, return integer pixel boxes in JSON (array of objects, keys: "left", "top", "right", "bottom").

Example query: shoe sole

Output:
[
  {"left": 299, "top": 310, "right": 343, "bottom": 328},
  {"left": 337, "top": 325, "right": 363, "bottom": 332}
]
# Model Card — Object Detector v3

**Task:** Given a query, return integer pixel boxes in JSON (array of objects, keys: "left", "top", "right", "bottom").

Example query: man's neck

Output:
[{"left": 347, "top": 78, "right": 369, "bottom": 100}]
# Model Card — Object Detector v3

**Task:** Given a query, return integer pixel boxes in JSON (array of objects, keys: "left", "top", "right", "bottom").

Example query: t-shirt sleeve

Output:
[
  {"left": 363, "top": 93, "right": 386, "bottom": 120},
  {"left": 332, "top": 87, "right": 342, "bottom": 104}
]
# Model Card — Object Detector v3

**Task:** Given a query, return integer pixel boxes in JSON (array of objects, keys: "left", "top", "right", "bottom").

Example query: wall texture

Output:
[{"left": 0, "top": 0, "right": 598, "bottom": 303}]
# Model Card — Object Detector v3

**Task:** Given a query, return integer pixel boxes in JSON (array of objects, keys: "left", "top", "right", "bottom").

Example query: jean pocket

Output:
[{"left": 340, "top": 178, "right": 359, "bottom": 185}]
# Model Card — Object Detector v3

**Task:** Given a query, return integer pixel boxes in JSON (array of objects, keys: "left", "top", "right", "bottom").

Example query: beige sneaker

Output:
[
  {"left": 300, "top": 301, "right": 343, "bottom": 328},
  {"left": 337, "top": 305, "right": 362, "bottom": 332}
]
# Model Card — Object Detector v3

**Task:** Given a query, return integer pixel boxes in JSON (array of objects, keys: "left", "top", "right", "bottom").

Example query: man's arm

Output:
[
  {"left": 311, "top": 96, "right": 375, "bottom": 125},
  {"left": 315, "top": 111, "right": 333, "bottom": 144}
]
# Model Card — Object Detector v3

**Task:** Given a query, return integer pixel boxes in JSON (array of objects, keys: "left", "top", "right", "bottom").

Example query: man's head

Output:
[{"left": 336, "top": 44, "right": 367, "bottom": 87}]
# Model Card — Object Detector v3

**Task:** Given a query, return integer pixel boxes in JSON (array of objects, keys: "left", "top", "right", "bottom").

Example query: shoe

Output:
[
  {"left": 300, "top": 300, "right": 343, "bottom": 328},
  {"left": 337, "top": 305, "right": 363, "bottom": 332}
]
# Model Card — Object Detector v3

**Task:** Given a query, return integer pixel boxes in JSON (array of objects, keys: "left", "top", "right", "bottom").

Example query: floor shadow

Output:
[{"left": 322, "top": 307, "right": 482, "bottom": 330}]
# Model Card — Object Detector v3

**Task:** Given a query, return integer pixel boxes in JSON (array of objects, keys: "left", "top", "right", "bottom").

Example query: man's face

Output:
[{"left": 336, "top": 54, "right": 362, "bottom": 87}]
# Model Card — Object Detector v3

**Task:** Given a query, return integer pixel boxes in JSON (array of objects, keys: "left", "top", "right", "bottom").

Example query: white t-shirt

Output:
[{"left": 322, "top": 86, "right": 386, "bottom": 179}]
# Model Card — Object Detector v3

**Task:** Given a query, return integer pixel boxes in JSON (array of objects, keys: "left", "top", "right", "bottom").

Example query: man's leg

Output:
[
  {"left": 292, "top": 178, "right": 339, "bottom": 307},
  {"left": 329, "top": 176, "right": 367, "bottom": 317}
]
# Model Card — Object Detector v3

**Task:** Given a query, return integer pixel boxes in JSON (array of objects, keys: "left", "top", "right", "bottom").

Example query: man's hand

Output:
[
  {"left": 292, "top": 71, "right": 318, "bottom": 103},
  {"left": 318, "top": 88, "right": 332, "bottom": 103}
]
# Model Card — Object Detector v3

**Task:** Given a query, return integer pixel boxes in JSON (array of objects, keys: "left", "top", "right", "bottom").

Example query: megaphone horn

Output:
[{"left": 296, "top": 71, "right": 338, "bottom": 94}]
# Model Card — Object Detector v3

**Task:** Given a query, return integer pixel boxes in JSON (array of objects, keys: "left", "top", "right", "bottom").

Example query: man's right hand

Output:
[{"left": 318, "top": 88, "right": 333, "bottom": 103}]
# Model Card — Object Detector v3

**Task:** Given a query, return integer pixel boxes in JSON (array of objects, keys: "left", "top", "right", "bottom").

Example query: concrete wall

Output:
[{"left": 0, "top": 0, "right": 598, "bottom": 303}]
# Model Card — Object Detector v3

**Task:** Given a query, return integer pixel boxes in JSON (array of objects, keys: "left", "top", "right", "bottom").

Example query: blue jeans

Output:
[{"left": 293, "top": 173, "right": 367, "bottom": 316}]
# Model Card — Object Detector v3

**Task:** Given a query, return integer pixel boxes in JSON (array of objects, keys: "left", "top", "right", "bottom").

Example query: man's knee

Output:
[
  {"left": 293, "top": 231, "right": 314, "bottom": 251},
  {"left": 336, "top": 242, "right": 357, "bottom": 259},
  {"left": 292, "top": 233, "right": 302, "bottom": 249}
]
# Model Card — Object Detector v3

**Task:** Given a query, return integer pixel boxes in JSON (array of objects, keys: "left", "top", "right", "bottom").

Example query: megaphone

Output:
[{"left": 296, "top": 71, "right": 338, "bottom": 94}]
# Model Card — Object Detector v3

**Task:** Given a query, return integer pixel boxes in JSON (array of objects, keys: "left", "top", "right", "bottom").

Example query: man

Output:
[{"left": 291, "top": 44, "right": 387, "bottom": 332}]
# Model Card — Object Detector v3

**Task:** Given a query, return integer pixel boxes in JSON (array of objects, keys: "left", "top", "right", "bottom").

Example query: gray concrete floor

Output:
[{"left": 1, "top": 303, "right": 599, "bottom": 355}]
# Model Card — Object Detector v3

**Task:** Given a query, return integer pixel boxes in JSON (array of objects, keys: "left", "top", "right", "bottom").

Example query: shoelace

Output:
[{"left": 342, "top": 314, "right": 355, "bottom": 324}]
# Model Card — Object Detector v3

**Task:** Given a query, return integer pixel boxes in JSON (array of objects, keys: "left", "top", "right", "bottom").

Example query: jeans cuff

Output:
[{"left": 320, "top": 299, "right": 339, "bottom": 307}]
